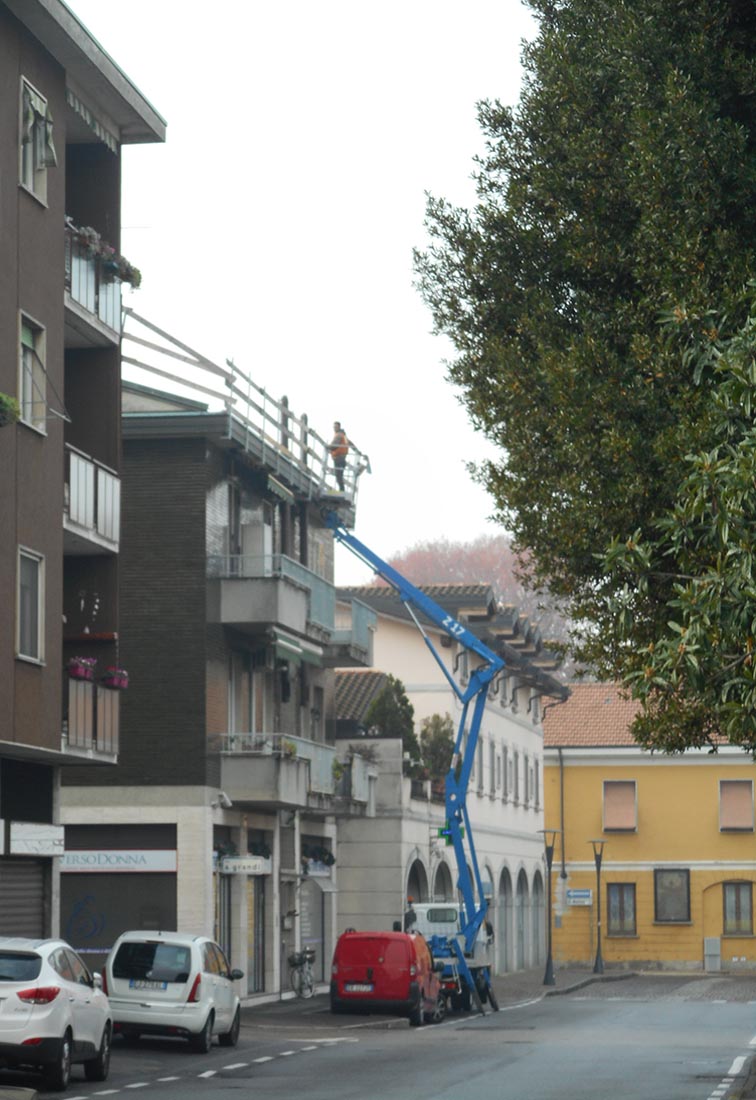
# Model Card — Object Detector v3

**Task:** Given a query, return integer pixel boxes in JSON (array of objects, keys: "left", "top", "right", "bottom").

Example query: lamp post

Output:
[
  {"left": 589, "top": 838, "right": 606, "bottom": 974},
  {"left": 539, "top": 828, "right": 561, "bottom": 986}
]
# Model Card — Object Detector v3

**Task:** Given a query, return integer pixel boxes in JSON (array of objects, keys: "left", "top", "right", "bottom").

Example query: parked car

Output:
[
  {"left": 103, "top": 931, "right": 243, "bottom": 1051},
  {"left": 0, "top": 936, "right": 112, "bottom": 1092},
  {"left": 329, "top": 930, "right": 446, "bottom": 1024}
]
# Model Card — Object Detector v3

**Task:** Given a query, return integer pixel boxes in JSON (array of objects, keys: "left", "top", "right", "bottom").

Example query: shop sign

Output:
[
  {"left": 10, "top": 822, "right": 64, "bottom": 856},
  {"left": 220, "top": 856, "right": 271, "bottom": 876},
  {"left": 61, "top": 849, "right": 177, "bottom": 873}
]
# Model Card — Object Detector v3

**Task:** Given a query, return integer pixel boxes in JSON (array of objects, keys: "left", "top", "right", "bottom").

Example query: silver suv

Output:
[{"left": 103, "top": 931, "right": 243, "bottom": 1052}]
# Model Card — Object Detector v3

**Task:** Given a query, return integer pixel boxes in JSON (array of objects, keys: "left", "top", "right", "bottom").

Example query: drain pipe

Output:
[{"left": 558, "top": 748, "right": 567, "bottom": 878}]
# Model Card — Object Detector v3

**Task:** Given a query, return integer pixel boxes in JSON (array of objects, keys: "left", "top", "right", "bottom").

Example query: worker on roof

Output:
[{"left": 329, "top": 421, "right": 349, "bottom": 492}]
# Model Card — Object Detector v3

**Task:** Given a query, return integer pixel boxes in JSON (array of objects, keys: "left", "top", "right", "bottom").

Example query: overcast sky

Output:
[{"left": 68, "top": 0, "right": 536, "bottom": 583}]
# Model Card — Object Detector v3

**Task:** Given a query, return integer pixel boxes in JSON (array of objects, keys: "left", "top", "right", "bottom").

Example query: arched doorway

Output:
[
  {"left": 406, "top": 858, "right": 429, "bottom": 905},
  {"left": 532, "top": 871, "right": 544, "bottom": 967},
  {"left": 515, "top": 870, "right": 528, "bottom": 970},
  {"left": 498, "top": 868, "right": 512, "bottom": 973},
  {"left": 433, "top": 861, "right": 454, "bottom": 901}
]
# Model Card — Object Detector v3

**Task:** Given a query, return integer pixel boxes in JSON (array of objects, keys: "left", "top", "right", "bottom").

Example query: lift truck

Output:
[{"left": 325, "top": 511, "right": 504, "bottom": 1013}]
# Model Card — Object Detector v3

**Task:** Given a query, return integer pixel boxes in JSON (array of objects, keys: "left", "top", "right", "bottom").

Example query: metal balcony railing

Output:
[
  {"left": 64, "top": 221, "right": 121, "bottom": 331},
  {"left": 331, "top": 598, "right": 376, "bottom": 652},
  {"left": 207, "top": 553, "right": 334, "bottom": 631},
  {"left": 63, "top": 679, "right": 119, "bottom": 755},
  {"left": 64, "top": 444, "right": 120, "bottom": 546}
]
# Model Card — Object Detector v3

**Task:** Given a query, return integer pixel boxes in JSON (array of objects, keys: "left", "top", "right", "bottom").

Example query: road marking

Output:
[
  {"left": 157, "top": 1076, "right": 181, "bottom": 1081},
  {"left": 92, "top": 1092, "right": 120, "bottom": 1096},
  {"left": 280, "top": 1049, "right": 297, "bottom": 1056},
  {"left": 728, "top": 1056, "right": 746, "bottom": 1075},
  {"left": 198, "top": 1069, "right": 217, "bottom": 1077},
  {"left": 254, "top": 1055, "right": 274, "bottom": 1063},
  {"left": 301, "top": 1045, "right": 318, "bottom": 1051},
  {"left": 748, "top": 1034, "right": 756, "bottom": 1048},
  {"left": 223, "top": 1061, "right": 248, "bottom": 1069},
  {"left": 125, "top": 1085, "right": 150, "bottom": 1090}
]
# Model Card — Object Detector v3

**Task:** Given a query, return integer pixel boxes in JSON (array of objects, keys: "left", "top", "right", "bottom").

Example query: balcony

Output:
[
  {"left": 64, "top": 220, "right": 122, "bottom": 346},
  {"left": 64, "top": 445, "right": 120, "bottom": 554},
  {"left": 62, "top": 679, "right": 119, "bottom": 761},
  {"left": 217, "top": 733, "right": 338, "bottom": 810},
  {"left": 206, "top": 554, "right": 334, "bottom": 645},
  {"left": 323, "top": 598, "right": 376, "bottom": 667}
]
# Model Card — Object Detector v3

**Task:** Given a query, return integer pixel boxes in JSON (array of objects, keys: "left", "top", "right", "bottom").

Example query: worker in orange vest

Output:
[{"left": 329, "top": 421, "right": 349, "bottom": 491}]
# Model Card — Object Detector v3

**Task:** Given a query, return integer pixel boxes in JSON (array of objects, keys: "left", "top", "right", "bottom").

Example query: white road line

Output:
[
  {"left": 198, "top": 1069, "right": 217, "bottom": 1078},
  {"left": 125, "top": 1085, "right": 150, "bottom": 1090},
  {"left": 157, "top": 1076, "right": 181, "bottom": 1081},
  {"left": 301, "top": 1045, "right": 318, "bottom": 1051},
  {"left": 92, "top": 1091, "right": 120, "bottom": 1096},
  {"left": 748, "top": 1033, "right": 756, "bottom": 1048},
  {"left": 223, "top": 1061, "right": 248, "bottom": 1069},
  {"left": 254, "top": 1055, "right": 274, "bottom": 1063},
  {"left": 729, "top": 1056, "right": 747, "bottom": 1075},
  {"left": 280, "top": 1049, "right": 297, "bottom": 1056}
]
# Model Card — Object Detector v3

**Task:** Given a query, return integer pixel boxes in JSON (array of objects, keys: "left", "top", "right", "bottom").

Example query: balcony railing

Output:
[
  {"left": 207, "top": 554, "right": 334, "bottom": 631},
  {"left": 64, "top": 221, "right": 121, "bottom": 331},
  {"left": 220, "top": 733, "right": 337, "bottom": 796},
  {"left": 64, "top": 444, "right": 120, "bottom": 548},
  {"left": 331, "top": 598, "right": 376, "bottom": 653},
  {"left": 63, "top": 679, "right": 119, "bottom": 756}
]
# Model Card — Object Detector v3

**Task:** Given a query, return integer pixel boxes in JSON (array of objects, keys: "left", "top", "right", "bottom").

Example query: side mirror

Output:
[
  {"left": 93, "top": 972, "right": 103, "bottom": 989},
  {"left": 230, "top": 968, "right": 244, "bottom": 981}
]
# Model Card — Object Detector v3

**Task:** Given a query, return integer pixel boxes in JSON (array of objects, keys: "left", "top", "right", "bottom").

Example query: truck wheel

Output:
[
  {"left": 426, "top": 992, "right": 447, "bottom": 1024},
  {"left": 487, "top": 983, "right": 500, "bottom": 1012}
]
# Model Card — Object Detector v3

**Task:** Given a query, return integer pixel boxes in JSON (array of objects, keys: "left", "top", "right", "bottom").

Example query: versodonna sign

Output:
[{"left": 61, "top": 850, "right": 177, "bottom": 873}]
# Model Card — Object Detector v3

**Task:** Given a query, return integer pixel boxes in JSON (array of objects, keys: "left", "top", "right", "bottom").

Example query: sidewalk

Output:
[{"left": 489, "top": 963, "right": 631, "bottom": 1007}]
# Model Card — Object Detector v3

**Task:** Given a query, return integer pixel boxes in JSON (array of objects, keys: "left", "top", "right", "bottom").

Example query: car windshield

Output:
[
  {"left": 113, "top": 942, "right": 191, "bottom": 983},
  {"left": 0, "top": 951, "right": 42, "bottom": 981}
]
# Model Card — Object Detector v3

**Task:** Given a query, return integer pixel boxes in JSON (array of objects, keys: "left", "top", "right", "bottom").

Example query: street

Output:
[{"left": 2, "top": 974, "right": 756, "bottom": 1099}]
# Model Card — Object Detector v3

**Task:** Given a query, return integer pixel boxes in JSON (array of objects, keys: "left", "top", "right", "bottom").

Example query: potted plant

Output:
[
  {"left": 67, "top": 656, "right": 97, "bottom": 682},
  {"left": 101, "top": 666, "right": 129, "bottom": 690},
  {"left": 0, "top": 392, "right": 20, "bottom": 427}
]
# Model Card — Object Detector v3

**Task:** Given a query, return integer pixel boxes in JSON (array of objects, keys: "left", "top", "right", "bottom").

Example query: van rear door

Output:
[{"left": 337, "top": 935, "right": 410, "bottom": 1000}]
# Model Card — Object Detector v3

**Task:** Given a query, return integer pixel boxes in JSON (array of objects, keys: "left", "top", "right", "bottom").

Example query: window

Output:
[
  {"left": 531, "top": 692, "right": 541, "bottom": 724},
  {"left": 719, "top": 780, "right": 754, "bottom": 832},
  {"left": 534, "top": 760, "right": 541, "bottom": 810},
  {"left": 19, "top": 316, "right": 46, "bottom": 431},
  {"left": 502, "top": 747, "right": 509, "bottom": 801},
  {"left": 603, "top": 780, "right": 637, "bottom": 831},
  {"left": 17, "top": 547, "right": 44, "bottom": 662},
  {"left": 724, "top": 882, "right": 753, "bottom": 935},
  {"left": 476, "top": 738, "right": 484, "bottom": 793},
  {"left": 608, "top": 883, "right": 636, "bottom": 935},
  {"left": 20, "top": 78, "right": 57, "bottom": 201},
  {"left": 523, "top": 754, "right": 530, "bottom": 805},
  {"left": 489, "top": 740, "right": 496, "bottom": 796},
  {"left": 513, "top": 751, "right": 520, "bottom": 803},
  {"left": 654, "top": 869, "right": 690, "bottom": 923}
]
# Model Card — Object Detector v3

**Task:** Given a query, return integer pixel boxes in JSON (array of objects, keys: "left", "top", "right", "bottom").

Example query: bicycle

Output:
[{"left": 288, "top": 947, "right": 316, "bottom": 998}]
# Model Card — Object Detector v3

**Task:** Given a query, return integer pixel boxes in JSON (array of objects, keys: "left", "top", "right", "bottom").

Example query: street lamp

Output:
[
  {"left": 589, "top": 838, "right": 606, "bottom": 974},
  {"left": 539, "top": 828, "right": 561, "bottom": 986}
]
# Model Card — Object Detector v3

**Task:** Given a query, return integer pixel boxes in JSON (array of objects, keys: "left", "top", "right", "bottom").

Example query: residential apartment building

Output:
[
  {"left": 544, "top": 683, "right": 756, "bottom": 972},
  {"left": 334, "top": 584, "right": 568, "bottom": 974},
  {"left": 0, "top": 0, "right": 163, "bottom": 934},
  {"left": 60, "top": 316, "right": 375, "bottom": 997}
]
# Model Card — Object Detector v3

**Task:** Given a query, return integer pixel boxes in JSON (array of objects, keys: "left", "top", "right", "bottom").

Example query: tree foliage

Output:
[
  {"left": 419, "top": 713, "right": 455, "bottom": 780},
  {"left": 604, "top": 301, "right": 756, "bottom": 752},
  {"left": 415, "top": 0, "right": 756, "bottom": 683},
  {"left": 363, "top": 674, "right": 420, "bottom": 759}
]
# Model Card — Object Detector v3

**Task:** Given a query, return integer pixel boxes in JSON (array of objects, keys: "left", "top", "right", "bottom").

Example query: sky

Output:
[{"left": 68, "top": 0, "right": 537, "bottom": 584}]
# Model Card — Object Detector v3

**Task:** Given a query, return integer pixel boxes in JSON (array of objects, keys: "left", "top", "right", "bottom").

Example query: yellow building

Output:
[{"left": 544, "top": 684, "right": 756, "bottom": 972}]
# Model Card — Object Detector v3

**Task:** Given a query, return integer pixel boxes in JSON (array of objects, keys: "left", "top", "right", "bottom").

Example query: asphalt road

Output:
[{"left": 4, "top": 975, "right": 756, "bottom": 1099}]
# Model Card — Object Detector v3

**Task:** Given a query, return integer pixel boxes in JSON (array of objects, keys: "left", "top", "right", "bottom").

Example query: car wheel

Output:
[
  {"left": 190, "top": 1011, "right": 214, "bottom": 1053},
  {"left": 44, "top": 1029, "right": 72, "bottom": 1092},
  {"left": 426, "top": 992, "right": 447, "bottom": 1025},
  {"left": 218, "top": 1006, "right": 240, "bottom": 1047},
  {"left": 409, "top": 998, "right": 423, "bottom": 1027},
  {"left": 85, "top": 1024, "right": 111, "bottom": 1082}
]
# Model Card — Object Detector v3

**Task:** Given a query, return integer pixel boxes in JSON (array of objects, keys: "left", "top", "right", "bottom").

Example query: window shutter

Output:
[
  {"left": 603, "top": 780, "right": 637, "bottom": 831},
  {"left": 720, "top": 780, "right": 754, "bottom": 831}
]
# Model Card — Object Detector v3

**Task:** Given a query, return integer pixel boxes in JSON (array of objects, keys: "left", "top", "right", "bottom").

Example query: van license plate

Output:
[
  {"left": 129, "top": 979, "right": 167, "bottom": 991},
  {"left": 345, "top": 983, "right": 373, "bottom": 993}
]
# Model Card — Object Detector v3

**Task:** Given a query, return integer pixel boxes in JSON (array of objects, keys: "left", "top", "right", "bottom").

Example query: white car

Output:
[
  {"left": 0, "top": 936, "right": 112, "bottom": 1091},
  {"left": 104, "top": 931, "right": 243, "bottom": 1052}
]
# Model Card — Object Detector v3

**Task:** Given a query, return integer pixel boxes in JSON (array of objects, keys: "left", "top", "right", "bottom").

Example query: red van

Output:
[{"left": 329, "top": 930, "right": 446, "bottom": 1025}]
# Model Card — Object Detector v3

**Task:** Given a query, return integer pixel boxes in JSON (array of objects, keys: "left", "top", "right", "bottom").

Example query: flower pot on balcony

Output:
[
  {"left": 101, "top": 667, "right": 128, "bottom": 690},
  {"left": 67, "top": 657, "right": 97, "bottom": 681}
]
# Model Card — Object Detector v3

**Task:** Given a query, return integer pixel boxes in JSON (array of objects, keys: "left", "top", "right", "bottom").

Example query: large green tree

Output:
[
  {"left": 415, "top": 0, "right": 756, "bottom": 681},
  {"left": 363, "top": 674, "right": 420, "bottom": 759}
]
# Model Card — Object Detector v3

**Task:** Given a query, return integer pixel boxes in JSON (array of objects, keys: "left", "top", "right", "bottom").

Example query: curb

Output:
[{"left": 543, "top": 970, "right": 639, "bottom": 999}]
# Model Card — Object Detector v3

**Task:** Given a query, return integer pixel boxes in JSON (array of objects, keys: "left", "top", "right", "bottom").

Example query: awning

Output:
[
  {"left": 267, "top": 475, "right": 295, "bottom": 504},
  {"left": 271, "top": 628, "right": 323, "bottom": 666}
]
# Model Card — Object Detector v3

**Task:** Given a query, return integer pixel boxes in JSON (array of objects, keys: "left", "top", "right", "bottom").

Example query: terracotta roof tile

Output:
[
  {"left": 543, "top": 683, "right": 640, "bottom": 747},
  {"left": 335, "top": 669, "right": 388, "bottom": 722}
]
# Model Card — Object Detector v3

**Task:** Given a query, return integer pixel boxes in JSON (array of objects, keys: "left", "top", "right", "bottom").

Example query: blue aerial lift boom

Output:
[{"left": 325, "top": 511, "right": 505, "bottom": 1013}]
